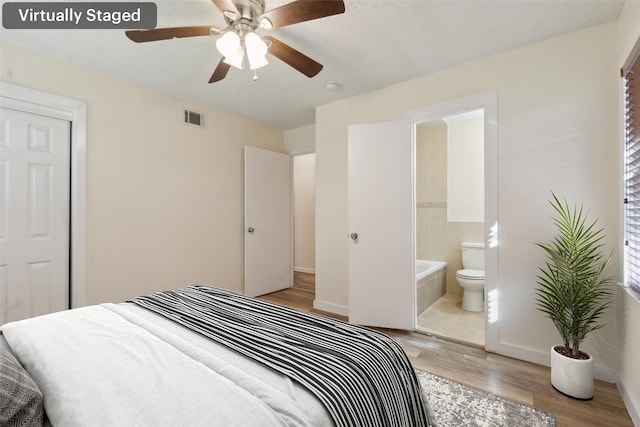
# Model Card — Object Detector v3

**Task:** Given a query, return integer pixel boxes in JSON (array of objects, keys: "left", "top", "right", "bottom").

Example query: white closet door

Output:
[
  {"left": 0, "top": 107, "right": 70, "bottom": 323},
  {"left": 244, "top": 146, "right": 292, "bottom": 297},
  {"left": 348, "top": 121, "right": 415, "bottom": 330}
]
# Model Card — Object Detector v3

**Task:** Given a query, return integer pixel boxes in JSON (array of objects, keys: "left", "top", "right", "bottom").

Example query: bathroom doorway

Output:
[
  {"left": 407, "top": 92, "right": 498, "bottom": 351},
  {"left": 414, "top": 110, "right": 486, "bottom": 347}
]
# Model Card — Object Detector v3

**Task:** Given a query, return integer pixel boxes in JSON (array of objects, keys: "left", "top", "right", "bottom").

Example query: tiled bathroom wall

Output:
[
  {"left": 416, "top": 123, "right": 484, "bottom": 296},
  {"left": 416, "top": 124, "right": 447, "bottom": 259}
]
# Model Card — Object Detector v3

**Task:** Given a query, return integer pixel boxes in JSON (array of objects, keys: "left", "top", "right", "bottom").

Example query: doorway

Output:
[
  {"left": 292, "top": 152, "right": 316, "bottom": 292},
  {"left": 345, "top": 92, "right": 498, "bottom": 347},
  {"left": 414, "top": 109, "right": 486, "bottom": 347},
  {"left": 244, "top": 148, "right": 316, "bottom": 296},
  {"left": 406, "top": 91, "right": 499, "bottom": 351}
]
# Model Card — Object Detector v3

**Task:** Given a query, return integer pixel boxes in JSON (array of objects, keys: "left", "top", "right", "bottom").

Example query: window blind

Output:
[{"left": 624, "top": 39, "right": 640, "bottom": 294}]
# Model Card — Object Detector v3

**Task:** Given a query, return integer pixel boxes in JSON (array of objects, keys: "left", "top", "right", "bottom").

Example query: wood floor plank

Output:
[
  {"left": 258, "top": 278, "right": 634, "bottom": 427},
  {"left": 292, "top": 271, "right": 315, "bottom": 292}
]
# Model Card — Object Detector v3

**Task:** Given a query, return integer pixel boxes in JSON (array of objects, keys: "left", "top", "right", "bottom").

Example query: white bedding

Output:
[
  {"left": 117, "top": 302, "right": 333, "bottom": 425},
  {"left": 1, "top": 303, "right": 331, "bottom": 426}
]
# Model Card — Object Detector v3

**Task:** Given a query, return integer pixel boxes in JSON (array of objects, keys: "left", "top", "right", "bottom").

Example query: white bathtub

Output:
[
  {"left": 416, "top": 259, "right": 447, "bottom": 281},
  {"left": 416, "top": 260, "right": 448, "bottom": 315}
]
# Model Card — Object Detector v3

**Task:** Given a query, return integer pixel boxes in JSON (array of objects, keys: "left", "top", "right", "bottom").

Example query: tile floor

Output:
[{"left": 416, "top": 293, "right": 485, "bottom": 348}]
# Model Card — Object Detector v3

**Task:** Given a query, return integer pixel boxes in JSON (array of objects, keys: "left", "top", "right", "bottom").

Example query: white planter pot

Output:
[{"left": 550, "top": 345, "right": 593, "bottom": 400}]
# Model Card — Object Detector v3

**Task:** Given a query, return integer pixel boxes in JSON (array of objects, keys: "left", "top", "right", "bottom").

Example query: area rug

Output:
[{"left": 416, "top": 370, "right": 556, "bottom": 427}]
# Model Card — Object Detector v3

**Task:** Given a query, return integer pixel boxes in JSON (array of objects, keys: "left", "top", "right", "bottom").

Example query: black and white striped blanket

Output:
[{"left": 130, "top": 285, "right": 434, "bottom": 427}]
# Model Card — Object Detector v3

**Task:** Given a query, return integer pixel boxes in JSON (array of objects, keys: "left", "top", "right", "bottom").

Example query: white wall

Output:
[
  {"left": 617, "top": 0, "right": 640, "bottom": 423},
  {"left": 315, "top": 22, "right": 620, "bottom": 375},
  {"left": 1, "top": 42, "right": 284, "bottom": 305}
]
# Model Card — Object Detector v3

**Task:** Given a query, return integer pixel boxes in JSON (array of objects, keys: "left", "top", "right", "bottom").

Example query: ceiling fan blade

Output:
[
  {"left": 212, "top": 0, "right": 239, "bottom": 16},
  {"left": 209, "top": 59, "right": 231, "bottom": 83},
  {"left": 126, "top": 26, "right": 219, "bottom": 43},
  {"left": 264, "top": 36, "right": 323, "bottom": 78},
  {"left": 260, "top": 0, "right": 345, "bottom": 29}
]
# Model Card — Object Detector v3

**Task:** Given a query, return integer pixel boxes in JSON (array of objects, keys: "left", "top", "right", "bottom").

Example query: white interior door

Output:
[
  {"left": 0, "top": 107, "right": 70, "bottom": 323},
  {"left": 244, "top": 146, "right": 292, "bottom": 297},
  {"left": 348, "top": 121, "right": 415, "bottom": 330}
]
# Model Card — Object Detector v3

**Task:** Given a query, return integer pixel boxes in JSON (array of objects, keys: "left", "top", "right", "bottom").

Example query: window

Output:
[{"left": 623, "top": 38, "right": 640, "bottom": 294}]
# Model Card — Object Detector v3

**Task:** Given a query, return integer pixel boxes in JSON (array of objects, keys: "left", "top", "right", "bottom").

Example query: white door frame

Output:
[
  {"left": 1, "top": 82, "right": 87, "bottom": 309},
  {"left": 405, "top": 91, "right": 499, "bottom": 352}
]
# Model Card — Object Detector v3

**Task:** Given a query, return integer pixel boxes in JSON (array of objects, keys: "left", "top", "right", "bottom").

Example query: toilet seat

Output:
[{"left": 456, "top": 269, "right": 484, "bottom": 280}]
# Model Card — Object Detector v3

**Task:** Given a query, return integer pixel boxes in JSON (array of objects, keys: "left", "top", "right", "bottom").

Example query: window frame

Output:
[{"left": 623, "top": 37, "right": 640, "bottom": 296}]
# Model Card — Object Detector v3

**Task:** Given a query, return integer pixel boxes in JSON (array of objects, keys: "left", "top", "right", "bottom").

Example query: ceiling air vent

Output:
[{"left": 184, "top": 109, "right": 205, "bottom": 127}]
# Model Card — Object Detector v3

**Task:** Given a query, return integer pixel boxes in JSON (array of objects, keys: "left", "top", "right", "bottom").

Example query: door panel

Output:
[
  {"left": 0, "top": 107, "right": 70, "bottom": 323},
  {"left": 244, "top": 146, "right": 292, "bottom": 297},
  {"left": 348, "top": 121, "right": 415, "bottom": 330}
]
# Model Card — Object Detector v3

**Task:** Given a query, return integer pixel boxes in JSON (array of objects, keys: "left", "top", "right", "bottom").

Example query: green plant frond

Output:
[{"left": 535, "top": 193, "right": 614, "bottom": 354}]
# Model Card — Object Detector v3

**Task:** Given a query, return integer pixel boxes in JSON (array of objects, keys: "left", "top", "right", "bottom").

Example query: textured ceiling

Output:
[{"left": 0, "top": 0, "right": 625, "bottom": 130}]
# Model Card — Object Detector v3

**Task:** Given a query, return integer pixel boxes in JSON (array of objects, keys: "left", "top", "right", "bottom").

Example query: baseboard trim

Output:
[
  {"left": 313, "top": 299, "right": 349, "bottom": 317},
  {"left": 294, "top": 267, "right": 315, "bottom": 274},
  {"left": 617, "top": 375, "right": 640, "bottom": 427},
  {"left": 490, "top": 342, "right": 618, "bottom": 383}
]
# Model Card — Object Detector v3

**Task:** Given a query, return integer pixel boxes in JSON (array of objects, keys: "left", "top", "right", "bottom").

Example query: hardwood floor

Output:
[
  {"left": 259, "top": 277, "right": 634, "bottom": 427},
  {"left": 291, "top": 271, "right": 315, "bottom": 292}
]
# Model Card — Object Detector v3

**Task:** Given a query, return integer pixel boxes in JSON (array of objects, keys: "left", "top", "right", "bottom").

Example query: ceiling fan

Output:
[{"left": 125, "top": 0, "right": 345, "bottom": 83}]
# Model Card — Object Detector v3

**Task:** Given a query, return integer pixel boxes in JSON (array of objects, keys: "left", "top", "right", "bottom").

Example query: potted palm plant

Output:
[{"left": 535, "top": 193, "right": 613, "bottom": 400}]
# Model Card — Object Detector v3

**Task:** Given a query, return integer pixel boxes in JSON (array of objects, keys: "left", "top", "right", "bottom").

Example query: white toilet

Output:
[{"left": 456, "top": 242, "right": 485, "bottom": 312}]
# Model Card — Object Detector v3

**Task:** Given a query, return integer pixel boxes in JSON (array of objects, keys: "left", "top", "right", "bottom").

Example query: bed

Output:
[{"left": 0, "top": 285, "right": 437, "bottom": 426}]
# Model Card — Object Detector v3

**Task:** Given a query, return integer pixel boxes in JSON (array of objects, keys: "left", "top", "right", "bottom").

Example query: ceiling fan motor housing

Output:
[{"left": 225, "top": 0, "right": 266, "bottom": 27}]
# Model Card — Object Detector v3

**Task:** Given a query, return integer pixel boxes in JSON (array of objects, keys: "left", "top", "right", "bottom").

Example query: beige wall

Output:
[
  {"left": 1, "top": 42, "right": 284, "bottom": 305},
  {"left": 284, "top": 124, "right": 315, "bottom": 154},
  {"left": 316, "top": 22, "right": 620, "bottom": 376},
  {"left": 617, "top": 0, "right": 640, "bottom": 423},
  {"left": 293, "top": 153, "right": 316, "bottom": 272}
]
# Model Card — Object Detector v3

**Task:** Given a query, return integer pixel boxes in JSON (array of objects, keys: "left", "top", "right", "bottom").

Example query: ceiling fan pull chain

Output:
[{"left": 253, "top": 69, "right": 258, "bottom": 81}]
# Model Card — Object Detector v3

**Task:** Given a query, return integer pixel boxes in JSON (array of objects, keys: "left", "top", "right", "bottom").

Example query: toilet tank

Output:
[{"left": 461, "top": 242, "right": 485, "bottom": 270}]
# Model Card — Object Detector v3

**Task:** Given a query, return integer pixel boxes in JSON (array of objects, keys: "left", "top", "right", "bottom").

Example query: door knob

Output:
[
  {"left": 350, "top": 232, "right": 358, "bottom": 240},
  {"left": 248, "top": 227, "right": 255, "bottom": 233}
]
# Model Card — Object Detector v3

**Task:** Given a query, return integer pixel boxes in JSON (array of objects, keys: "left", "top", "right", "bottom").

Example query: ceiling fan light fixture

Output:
[
  {"left": 222, "top": 10, "right": 238, "bottom": 21},
  {"left": 245, "top": 32, "right": 269, "bottom": 70},
  {"left": 259, "top": 17, "right": 273, "bottom": 29},
  {"left": 216, "top": 31, "right": 240, "bottom": 56},
  {"left": 217, "top": 31, "right": 244, "bottom": 69},
  {"left": 222, "top": 51, "right": 245, "bottom": 69}
]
